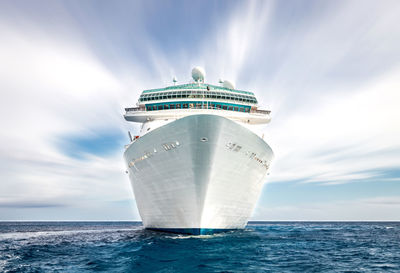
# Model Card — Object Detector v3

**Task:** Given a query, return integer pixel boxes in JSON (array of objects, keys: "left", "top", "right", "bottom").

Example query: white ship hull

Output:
[{"left": 124, "top": 114, "right": 273, "bottom": 235}]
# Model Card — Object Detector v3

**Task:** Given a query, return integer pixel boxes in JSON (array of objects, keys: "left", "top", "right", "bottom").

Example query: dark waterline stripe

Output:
[{"left": 147, "top": 227, "right": 238, "bottom": 235}]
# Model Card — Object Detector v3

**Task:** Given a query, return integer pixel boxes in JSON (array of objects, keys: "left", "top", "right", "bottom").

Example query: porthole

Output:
[{"left": 200, "top": 137, "right": 208, "bottom": 142}]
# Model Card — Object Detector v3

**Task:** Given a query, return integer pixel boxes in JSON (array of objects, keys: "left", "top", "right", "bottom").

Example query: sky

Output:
[{"left": 0, "top": 0, "right": 399, "bottom": 221}]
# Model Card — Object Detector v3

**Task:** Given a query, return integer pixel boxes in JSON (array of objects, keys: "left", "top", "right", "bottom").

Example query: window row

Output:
[
  {"left": 146, "top": 102, "right": 251, "bottom": 112},
  {"left": 139, "top": 90, "right": 257, "bottom": 104}
]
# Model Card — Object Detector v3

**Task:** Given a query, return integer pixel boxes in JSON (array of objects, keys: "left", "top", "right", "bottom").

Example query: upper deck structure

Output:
[{"left": 124, "top": 68, "right": 271, "bottom": 125}]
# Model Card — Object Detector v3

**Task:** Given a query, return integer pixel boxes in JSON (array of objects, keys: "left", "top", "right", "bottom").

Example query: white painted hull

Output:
[{"left": 124, "top": 114, "right": 273, "bottom": 234}]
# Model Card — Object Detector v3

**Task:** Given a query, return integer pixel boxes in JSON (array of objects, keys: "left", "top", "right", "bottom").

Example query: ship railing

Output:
[
  {"left": 125, "top": 107, "right": 143, "bottom": 112},
  {"left": 125, "top": 105, "right": 270, "bottom": 115},
  {"left": 251, "top": 109, "right": 271, "bottom": 115}
]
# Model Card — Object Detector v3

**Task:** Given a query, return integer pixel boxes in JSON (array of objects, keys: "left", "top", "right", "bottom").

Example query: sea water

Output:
[{"left": 0, "top": 221, "right": 399, "bottom": 272}]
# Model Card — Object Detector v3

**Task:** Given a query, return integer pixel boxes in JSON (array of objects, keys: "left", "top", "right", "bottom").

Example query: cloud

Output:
[
  {"left": 252, "top": 196, "right": 400, "bottom": 221},
  {"left": 0, "top": 16, "right": 142, "bottom": 219},
  {"left": 266, "top": 67, "right": 400, "bottom": 185},
  {"left": 0, "top": 201, "right": 66, "bottom": 209},
  {"left": 364, "top": 196, "right": 400, "bottom": 206}
]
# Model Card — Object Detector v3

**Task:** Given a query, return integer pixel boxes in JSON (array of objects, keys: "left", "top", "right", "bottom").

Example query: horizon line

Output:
[{"left": 1, "top": 220, "right": 399, "bottom": 222}]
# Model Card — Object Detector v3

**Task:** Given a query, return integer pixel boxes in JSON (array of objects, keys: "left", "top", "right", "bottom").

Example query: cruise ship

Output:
[{"left": 123, "top": 67, "right": 273, "bottom": 235}]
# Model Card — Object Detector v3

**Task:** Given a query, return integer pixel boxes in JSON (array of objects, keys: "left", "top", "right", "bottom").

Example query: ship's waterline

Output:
[{"left": 123, "top": 67, "right": 273, "bottom": 234}]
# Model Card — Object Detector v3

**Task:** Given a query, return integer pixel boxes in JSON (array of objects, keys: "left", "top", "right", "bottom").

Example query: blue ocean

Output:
[{"left": 0, "top": 222, "right": 399, "bottom": 272}]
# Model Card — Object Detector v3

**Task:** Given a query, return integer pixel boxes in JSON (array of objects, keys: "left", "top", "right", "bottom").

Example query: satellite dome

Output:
[
  {"left": 223, "top": 80, "right": 235, "bottom": 89},
  {"left": 192, "top": 67, "right": 205, "bottom": 83}
]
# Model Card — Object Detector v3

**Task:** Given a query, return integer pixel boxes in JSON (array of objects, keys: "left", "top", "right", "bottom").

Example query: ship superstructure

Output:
[{"left": 123, "top": 67, "right": 273, "bottom": 235}]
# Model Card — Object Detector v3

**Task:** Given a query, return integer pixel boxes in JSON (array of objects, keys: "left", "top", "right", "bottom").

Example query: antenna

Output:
[
  {"left": 173, "top": 76, "right": 177, "bottom": 86},
  {"left": 128, "top": 131, "right": 133, "bottom": 142}
]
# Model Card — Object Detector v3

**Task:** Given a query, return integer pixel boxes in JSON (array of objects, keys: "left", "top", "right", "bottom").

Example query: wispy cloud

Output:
[
  {"left": 267, "top": 66, "right": 400, "bottom": 185},
  {"left": 0, "top": 14, "right": 140, "bottom": 219},
  {"left": 253, "top": 196, "right": 400, "bottom": 221}
]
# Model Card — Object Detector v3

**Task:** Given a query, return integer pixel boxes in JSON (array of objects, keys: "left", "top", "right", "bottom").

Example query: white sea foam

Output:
[
  {"left": 0, "top": 253, "right": 20, "bottom": 272},
  {"left": 0, "top": 227, "right": 140, "bottom": 241},
  {"left": 166, "top": 233, "right": 228, "bottom": 240}
]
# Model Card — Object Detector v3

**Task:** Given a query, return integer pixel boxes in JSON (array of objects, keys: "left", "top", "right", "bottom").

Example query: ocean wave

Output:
[
  {"left": 0, "top": 222, "right": 399, "bottom": 272},
  {"left": 0, "top": 227, "right": 141, "bottom": 241}
]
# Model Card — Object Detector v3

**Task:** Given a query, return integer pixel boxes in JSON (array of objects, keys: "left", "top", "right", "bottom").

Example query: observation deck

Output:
[
  {"left": 124, "top": 67, "right": 271, "bottom": 125},
  {"left": 124, "top": 103, "right": 271, "bottom": 124}
]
